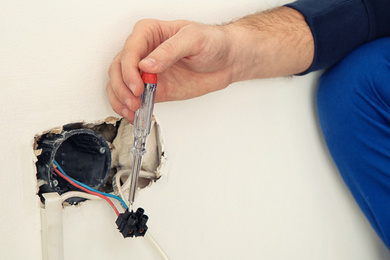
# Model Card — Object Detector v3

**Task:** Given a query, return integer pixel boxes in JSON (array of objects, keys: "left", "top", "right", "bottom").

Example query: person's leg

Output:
[{"left": 317, "top": 37, "right": 390, "bottom": 249}]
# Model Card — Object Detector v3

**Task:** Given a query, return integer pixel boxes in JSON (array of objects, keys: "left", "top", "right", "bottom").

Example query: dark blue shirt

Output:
[{"left": 285, "top": 0, "right": 390, "bottom": 73}]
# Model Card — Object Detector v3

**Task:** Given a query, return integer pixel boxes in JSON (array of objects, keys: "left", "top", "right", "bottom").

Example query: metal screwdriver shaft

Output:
[{"left": 128, "top": 72, "right": 157, "bottom": 210}]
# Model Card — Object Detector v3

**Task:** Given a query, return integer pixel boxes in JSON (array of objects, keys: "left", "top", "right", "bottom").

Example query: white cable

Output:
[
  {"left": 114, "top": 170, "right": 169, "bottom": 259},
  {"left": 139, "top": 170, "right": 157, "bottom": 179},
  {"left": 117, "top": 169, "right": 132, "bottom": 191},
  {"left": 113, "top": 169, "right": 156, "bottom": 205},
  {"left": 37, "top": 179, "right": 48, "bottom": 187},
  {"left": 60, "top": 191, "right": 102, "bottom": 202},
  {"left": 113, "top": 169, "right": 131, "bottom": 205},
  {"left": 120, "top": 169, "right": 156, "bottom": 188},
  {"left": 62, "top": 171, "right": 168, "bottom": 259},
  {"left": 144, "top": 232, "right": 170, "bottom": 260},
  {"left": 61, "top": 187, "right": 170, "bottom": 259}
]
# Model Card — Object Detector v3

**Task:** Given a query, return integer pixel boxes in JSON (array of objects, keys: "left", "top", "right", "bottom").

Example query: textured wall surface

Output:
[{"left": 1, "top": 0, "right": 389, "bottom": 259}]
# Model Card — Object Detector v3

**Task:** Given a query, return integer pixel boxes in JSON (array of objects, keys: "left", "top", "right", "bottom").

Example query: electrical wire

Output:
[
  {"left": 53, "top": 160, "right": 128, "bottom": 210},
  {"left": 53, "top": 163, "right": 169, "bottom": 259},
  {"left": 113, "top": 169, "right": 156, "bottom": 206},
  {"left": 122, "top": 169, "right": 156, "bottom": 187},
  {"left": 53, "top": 165, "right": 120, "bottom": 216},
  {"left": 61, "top": 191, "right": 103, "bottom": 203},
  {"left": 144, "top": 232, "right": 170, "bottom": 260},
  {"left": 112, "top": 169, "right": 132, "bottom": 205},
  {"left": 112, "top": 170, "right": 170, "bottom": 259}
]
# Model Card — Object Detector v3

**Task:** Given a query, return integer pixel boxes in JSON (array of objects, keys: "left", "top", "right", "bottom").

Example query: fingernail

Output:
[
  {"left": 141, "top": 58, "right": 156, "bottom": 68},
  {"left": 122, "top": 109, "right": 129, "bottom": 118},
  {"left": 129, "top": 83, "right": 136, "bottom": 93},
  {"left": 125, "top": 98, "right": 132, "bottom": 109}
]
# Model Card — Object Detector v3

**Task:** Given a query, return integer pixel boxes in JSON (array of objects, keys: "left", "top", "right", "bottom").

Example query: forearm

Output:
[
  {"left": 224, "top": 6, "right": 314, "bottom": 82},
  {"left": 107, "top": 6, "right": 315, "bottom": 118}
]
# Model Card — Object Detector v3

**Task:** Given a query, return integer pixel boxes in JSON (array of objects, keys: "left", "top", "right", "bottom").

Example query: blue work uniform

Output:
[{"left": 286, "top": 0, "right": 390, "bottom": 249}]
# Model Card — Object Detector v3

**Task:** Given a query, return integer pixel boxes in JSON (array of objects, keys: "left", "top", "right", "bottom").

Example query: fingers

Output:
[
  {"left": 111, "top": 19, "right": 191, "bottom": 107},
  {"left": 107, "top": 19, "right": 203, "bottom": 120},
  {"left": 139, "top": 24, "right": 200, "bottom": 73},
  {"left": 106, "top": 81, "right": 135, "bottom": 123},
  {"left": 119, "top": 52, "right": 145, "bottom": 97},
  {"left": 119, "top": 19, "right": 159, "bottom": 97},
  {"left": 108, "top": 59, "right": 141, "bottom": 110},
  {"left": 107, "top": 56, "right": 141, "bottom": 122}
]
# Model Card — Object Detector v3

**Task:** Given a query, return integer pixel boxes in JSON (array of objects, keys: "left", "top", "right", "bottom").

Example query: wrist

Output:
[{"left": 223, "top": 7, "right": 314, "bottom": 82}]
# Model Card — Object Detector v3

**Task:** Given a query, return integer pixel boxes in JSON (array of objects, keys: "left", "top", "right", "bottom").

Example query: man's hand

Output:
[
  {"left": 106, "top": 7, "right": 314, "bottom": 122},
  {"left": 107, "top": 19, "right": 237, "bottom": 122}
]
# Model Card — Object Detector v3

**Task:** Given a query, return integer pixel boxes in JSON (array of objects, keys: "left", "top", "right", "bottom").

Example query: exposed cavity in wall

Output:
[{"left": 34, "top": 116, "right": 166, "bottom": 205}]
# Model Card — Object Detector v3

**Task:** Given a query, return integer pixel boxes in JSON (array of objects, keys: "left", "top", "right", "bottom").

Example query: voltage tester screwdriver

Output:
[{"left": 128, "top": 72, "right": 157, "bottom": 210}]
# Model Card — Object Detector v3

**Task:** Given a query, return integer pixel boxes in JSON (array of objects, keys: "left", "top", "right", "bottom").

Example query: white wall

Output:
[{"left": 1, "top": 0, "right": 389, "bottom": 259}]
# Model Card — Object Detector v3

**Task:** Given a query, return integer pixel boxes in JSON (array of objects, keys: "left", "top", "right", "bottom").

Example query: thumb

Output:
[{"left": 139, "top": 26, "right": 197, "bottom": 73}]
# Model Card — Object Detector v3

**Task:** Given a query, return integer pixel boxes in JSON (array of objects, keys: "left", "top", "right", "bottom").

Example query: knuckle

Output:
[
  {"left": 106, "top": 82, "right": 118, "bottom": 97},
  {"left": 160, "top": 41, "right": 175, "bottom": 54},
  {"left": 107, "top": 63, "right": 113, "bottom": 76},
  {"left": 108, "top": 58, "right": 119, "bottom": 77},
  {"left": 181, "top": 23, "right": 201, "bottom": 35},
  {"left": 134, "top": 19, "right": 158, "bottom": 29}
]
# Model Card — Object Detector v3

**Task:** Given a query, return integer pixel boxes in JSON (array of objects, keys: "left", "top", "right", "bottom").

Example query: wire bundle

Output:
[
  {"left": 112, "top": 168, "right": 156, "bottom": 208},
  {"left": 52, "top": 160, "right": 169, "bottom": 259},
  {"left": 53, "top": 160, "right": 128, "bottom": 216}
]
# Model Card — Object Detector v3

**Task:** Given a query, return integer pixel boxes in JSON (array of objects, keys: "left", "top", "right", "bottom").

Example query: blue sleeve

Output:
[{"left": 285, "top": 0, "right": 390, "bottom": 73}]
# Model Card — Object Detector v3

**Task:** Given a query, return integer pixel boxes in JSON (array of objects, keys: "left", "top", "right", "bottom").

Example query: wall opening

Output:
[{"left": 34, "top": 117, "right": 166, "bottom": 205}]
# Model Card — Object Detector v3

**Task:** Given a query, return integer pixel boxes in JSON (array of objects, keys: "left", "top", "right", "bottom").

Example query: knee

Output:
[
  {"left": 318, "top": 37, "right": 390, "bottom": 111},
  {"left": 316, "top": 38, "right": 390, "bottom": 249}
]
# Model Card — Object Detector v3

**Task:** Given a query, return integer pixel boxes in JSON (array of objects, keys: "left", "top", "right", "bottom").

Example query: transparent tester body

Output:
[{"left": 129, "top": 73, "right": 157, "bottom": 209}]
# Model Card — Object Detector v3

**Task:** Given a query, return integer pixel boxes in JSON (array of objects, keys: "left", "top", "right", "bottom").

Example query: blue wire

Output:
[{"left": 53, "top": 160, "right": 128, "bottom": 210}]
